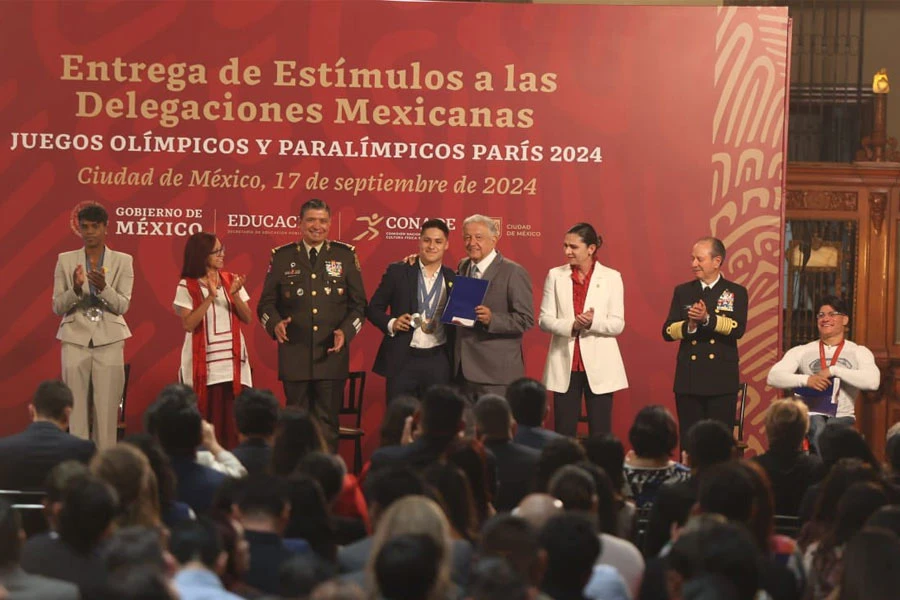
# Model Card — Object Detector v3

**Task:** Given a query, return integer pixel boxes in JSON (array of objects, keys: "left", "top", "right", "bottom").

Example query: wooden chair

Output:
[
  {"left": 117, "top": 363, "right": 131, "bottom": 441},
  {"left": 338, "top": 371, "right": 366, "bottom": 475},
  {"left": 774, "top": 514, "right": 802, "bottom": 539},
  {"left": 1, "top": 489, "right": 49, "bottom": 537},
  {"left": 735, "top": 382, "right": 749, "bottom": 456}
]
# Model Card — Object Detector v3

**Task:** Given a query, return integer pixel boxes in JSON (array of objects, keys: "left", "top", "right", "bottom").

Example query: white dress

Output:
[{"left": 173, "top": 278, "right": 252, "bottom": 387}]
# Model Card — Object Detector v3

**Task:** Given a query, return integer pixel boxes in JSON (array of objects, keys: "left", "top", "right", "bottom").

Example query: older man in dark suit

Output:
[
  {"left": 0, "top": 380, "right": 95, "bottom": 491},
  {"left": 367, "top": 219, "right": 456, "bottom": 402},
  {"left": 455, "top": 214, "right": 534, "bottom": 397}
]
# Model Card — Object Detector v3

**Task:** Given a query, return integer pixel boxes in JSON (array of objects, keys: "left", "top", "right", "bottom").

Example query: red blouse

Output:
[{"left": 570, "top": 261, "right": 596, "bottom": 371}]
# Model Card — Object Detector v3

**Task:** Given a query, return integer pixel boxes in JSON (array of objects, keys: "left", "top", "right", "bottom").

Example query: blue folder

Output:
[
  {"left": 441, "top": 276, "right": 489, "bottom": 327},
  {"left": 793, "top": 381, "right": 839, "bottom": 416}
]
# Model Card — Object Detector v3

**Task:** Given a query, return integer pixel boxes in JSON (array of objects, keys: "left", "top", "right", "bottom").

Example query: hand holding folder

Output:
[{"left": 793, "top": 377, "right": 841, "bottom": 416}]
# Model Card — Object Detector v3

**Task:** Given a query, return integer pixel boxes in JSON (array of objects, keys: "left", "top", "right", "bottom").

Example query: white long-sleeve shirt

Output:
[{"left": 766, "top": 339, "right": 880, "bottom": 418}]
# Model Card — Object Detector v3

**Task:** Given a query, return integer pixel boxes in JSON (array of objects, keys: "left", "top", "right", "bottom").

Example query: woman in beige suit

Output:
[{"left": 539, "top": 223, "right": 628, "bottom": 437}]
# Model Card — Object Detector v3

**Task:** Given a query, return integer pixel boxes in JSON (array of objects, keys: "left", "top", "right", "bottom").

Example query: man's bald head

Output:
[{"left": 514, "top": 493, "right": 564, "bottom": 530}]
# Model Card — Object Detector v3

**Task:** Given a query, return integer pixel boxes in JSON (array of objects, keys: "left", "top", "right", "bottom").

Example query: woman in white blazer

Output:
[{"left": 539, "top": 223, "right": 628, "bottom": 437}]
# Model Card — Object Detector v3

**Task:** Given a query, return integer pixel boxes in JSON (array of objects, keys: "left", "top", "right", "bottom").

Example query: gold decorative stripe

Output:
[
  {"left": 714, "top": 316, "right": 738, "bottom": 336},
  {"left": 666, "top": 321, "right": 686, "bottom": 340}
]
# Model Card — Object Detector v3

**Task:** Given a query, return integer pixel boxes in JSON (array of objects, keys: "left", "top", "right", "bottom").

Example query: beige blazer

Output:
[
  {"left": 52, "top": 247, "right": 133, "bottom": 346},
  {"left": 539, "top": 262, "right": 628, "bottom": 395}
]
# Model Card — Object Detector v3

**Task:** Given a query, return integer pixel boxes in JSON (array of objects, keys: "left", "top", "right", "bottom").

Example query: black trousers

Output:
[
  {"left": 386, "top": 346, "right": 452, "bottom": 403},
  {"left": 675, "top": 392, "right": 736, "bottom": 448},
  {"left": 283, "top": 379, "right": 344, "bottom": 451},
  {"left": 553, "top": 372, "right": 613, "bottom": 437}
]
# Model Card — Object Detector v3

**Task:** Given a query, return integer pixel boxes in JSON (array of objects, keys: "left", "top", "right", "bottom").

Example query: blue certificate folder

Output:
[
  {"left": 793, "top": 379, "right": 840, "bottom": 416},
  {"left": 441, "top": 276, "right": 489, "bottom": 327}
]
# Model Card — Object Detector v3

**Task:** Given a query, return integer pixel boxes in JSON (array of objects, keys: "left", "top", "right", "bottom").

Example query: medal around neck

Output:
[{"left": 410, "top": 313, "right": 423, "bottom": 329}]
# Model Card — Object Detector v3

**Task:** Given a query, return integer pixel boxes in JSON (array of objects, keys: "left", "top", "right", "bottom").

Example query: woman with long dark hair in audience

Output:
[
  {"left": 123, "top": 433, "right": 193, "bottom": 527},
  {"left": 623, "top": 405, "right": 690, "bottom": 508},
  {"left": 583, "top": 433, "right": 634, "bottom": 538},
  {"left": 284, "top": 474, "right": 338, "bottom": 563},
  {"left": 445, "top": 438, "right": 496, "bottom": 529},
  {"left": 424, "top": 462, "right": 479, "bottom": 543},
  {"left": 835, "top": 528, "right": 900, "bottom": 600},
  {"left": 539, "top": 222, "right": 628, "bottom": 438},
  {"left": 804, "top": 481, "right": 889, "bottom": 599},
  {"left": 174, "top": 232, "right": 253, "bottom": 449}
]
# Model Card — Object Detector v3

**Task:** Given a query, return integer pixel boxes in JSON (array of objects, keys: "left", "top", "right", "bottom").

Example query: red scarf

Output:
[{"left": 186, "top": 271, "right": 242, "bottom": 413}]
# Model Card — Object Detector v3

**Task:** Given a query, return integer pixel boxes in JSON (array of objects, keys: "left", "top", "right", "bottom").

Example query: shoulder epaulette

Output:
[
  {"left": 330, "top": 240, "right": 356, "bottom": 253},
  {"left": 271, "top": 242, "right": 296, "bottom": 255}
]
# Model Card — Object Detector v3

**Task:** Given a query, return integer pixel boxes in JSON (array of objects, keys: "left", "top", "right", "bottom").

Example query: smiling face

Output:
[
  {"left": 817, "top": 304, "right": 848, "bottom": 340},
  {"left": 564, "top": 233, "right": 596, "bottom": 268},
  {"left": 463, "top": 221, "right": 498, "bottom": 262},
  {"left": 206, "top": 238, "right": 224, "bottom": 271},
  {"left": 300, "top": 208, "right": 331, "bottom": 246},
  {"left": 419, "top": 227, "right": 449, "bottom": 266},
  {"left": 79, "top": 219, "right": 107, "bottom": 250},
  {"left": 691, "top": 241, "right": 721, "bottom": 283}
]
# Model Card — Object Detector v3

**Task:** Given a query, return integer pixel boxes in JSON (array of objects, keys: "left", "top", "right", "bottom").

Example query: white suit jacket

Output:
[
  {"left": 52, "top": 247, "right": 133, "bottom": 347},
  {"left": 539, "top": 262, "right": 628, "bottom": 395}
]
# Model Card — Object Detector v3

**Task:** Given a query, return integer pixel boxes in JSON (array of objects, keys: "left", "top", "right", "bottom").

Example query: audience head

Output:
[
  {"left": 296, "top": 451, "right": 345, "bottom": 505},
  {"left": 886, "top": 429, "right": 900, "bottom": 475},
  {"left": 366, "top": 496, "right": 453, "bottom": 600},
  {"left": 575, "top": 461, "right": 619, "bottom": 535},
  {"left": 102, "top": 525, "right": 173, "bottom": 577},
  {"left": 683, "top": 420, "right": 735, "bottom": 471},
  {"left": 866, "top": 505, "right": 900, "bottom": 537},
  {"left": 534, "top": 436, "right": 587, "bottom": 492},
  {"left": 270, "top": 408, "right": 328, "bottom": 476},
  {"left": 629, "top": 405, "right": 679, "bottom": 460},
  {"left": 236, "top": 473, "right": 291, "bottom": 534},
  {"left": 479, "top": 515, "right": 546, "bottom": 588},
  {"left": 538, "top": 513, "right": 600, "bottom": 594},
  {"left": 838, "top": 528, "right": 900, "bottom": 600},
  {"left": 445, "top": 438, "right": 495, "bottom": 524},
  {"left": 279, "top": 554, "right": 336, "bottom": 599},
  {"left": 423, "top": 462, "right": 478, "bottom": 542},
  {"left": 829, "top": 481, "right": 889, "bottom": 548},
  {"left": 122, "top": 434, "right": 178, "bottom": 513},
  {"left": 43, "top": 460, "right": 89, "bottom": 529},
  {"left": 0, "top": 499, "right": 23, "bottom": 568},
  {"left": 818, "top": 421, "right": 880, "bottom": 473},
  {"left": 735, "top": 460, "right": 776, "bottom": 552},
  {"left": 697, "top": 462, "right": 755, "bottom": 524},
  {"left": 582, "top": 433, "right": 626, "bottom": 493},
  {"left": 29, "top": 379, "right": 75, "bottom": 425},
  {"left": 144, "top": 384, "right": 202, "bottom": 458},
  {"left": 234, "top": 388, "right": 280, "bottom": 439},
  {"left": 57, "top": 474, "right": 119, "bottom": 555},
  {"left": 170, "top": 517, "right": 227, "bottom": 574},
  {"left": 105, "top": 565, "right": 178, "bottom": 600},
  {"left": 467, "top": 557, "right": 530, "bottom": 600},
  {"left": 667, "top": 515, "right": 761, "bottom": 600},
  {"left": 363, "top": 465, "right": 427, "bottom": 525},
  {"left": 379, "top": 395, "right": 420, "bottom": 447},
  {"left": 374, "top": 534, "right": 442, "bottom": 600},
  {"left": 419, "top": 385, "right": 466, "bottom": 438},
  {"left": 763, "top": 399, "right": 809, "bottom": 452},
  {"left": 285, "top": 474, "right": 336, "bottom": 561},
  {"left": 213, "top": 514, "right": 251, "bottom": 588},
  {"left": 513, "top": 494, "right": 564, "bottom": 530},
  {"left": 90, "top": 444, "right": 161, "bottom": 528},
  {"left": 807, "top": 458, "right": 880, "bottom": 535},
  {"left": 548, "top": 464, "right": 597, "bottom": 514},
  {"left": 309, "top": 581, "right": 365, "bottom": 600},
  {"left": 474, "top": 394, "right": 515, "bottom": 441},
  {"left": 506, "top": 377, "right": 548, "bottom": 428}
]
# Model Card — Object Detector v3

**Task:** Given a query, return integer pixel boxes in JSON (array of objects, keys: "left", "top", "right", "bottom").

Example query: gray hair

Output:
[{"left": 463, "top": 214, "right": 499, "bottom": 237}]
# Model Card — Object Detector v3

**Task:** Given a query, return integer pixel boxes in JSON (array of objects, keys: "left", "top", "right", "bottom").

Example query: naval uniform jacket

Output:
[
  {"left": 257, "top": 240, "right": 367, "bottom": 381},
  {"left": 661, "top": 277, "right": 748, "bottom": 396}
]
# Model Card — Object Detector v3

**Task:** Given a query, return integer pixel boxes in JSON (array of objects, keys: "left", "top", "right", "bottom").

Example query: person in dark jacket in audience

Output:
[
  {"left": 231, "top": 388, "right": 279, "bottom": 476},
  {"left": 507, "top": 378, "right": 563, "bottom": 451}
]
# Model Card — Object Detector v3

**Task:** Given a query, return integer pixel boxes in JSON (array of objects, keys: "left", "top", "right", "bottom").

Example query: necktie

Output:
[
  {"left": 309, "top": 247, "right": 318, "bottom": 267},
  {"left": 471, "top": 264, "right": 481, "bottom": 279}
]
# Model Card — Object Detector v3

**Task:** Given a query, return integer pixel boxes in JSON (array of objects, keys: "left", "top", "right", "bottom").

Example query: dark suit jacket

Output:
[
  {"left": 484, "top": 439, "right": 540, "bottom": 511},
  {"left": 455, "top": 253, "right": 534, "bottom": 385},
  {"left": 244, "top": 530, "right": 306, "bottom": 595},
  {"left": 0, "top": 566, "right": 80, "bottom": 600},
  {"left": 231, "top": 439, "right": 272, "bottom": 476},
  {"left": 170, "top": 456, "right": 228, "bottom": 514},
  {"left": 513, "top": 425, "right": 564, "bottom": 451},
  {"left": 661, "top": 277, "right": 748, "bottom": 396},
  {"left": 754, "top": 449, "right": 823, "bottom": 516},
  {"left": 20, "top": 534, "right": 107, "bottom": 597},
  {"left": 366, "top": 260, "right": 456, "bottom": 377},
  {"left": 368, "top": 437, "right": 454, "bottom": 472},
  {"left": 0, "top": 422, "right": 95, "bottom": 490}
]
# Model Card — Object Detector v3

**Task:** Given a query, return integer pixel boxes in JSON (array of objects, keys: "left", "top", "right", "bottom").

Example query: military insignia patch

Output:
[
  {"left": 325, "top": 260, "right": 343, "bottom": 277},
  {"left": 717, "top": 290, "right": 735, "bottom": 312}
]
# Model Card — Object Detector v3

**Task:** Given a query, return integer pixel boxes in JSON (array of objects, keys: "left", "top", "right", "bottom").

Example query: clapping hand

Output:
[
  {"left": 230, "top": 274, "right": 246, "bottom": 295},
  {"left": 573, "top": 308, "right": 595, "bottom": 331},
  {"left": 86, "top": 265, "right": 106, "bottom": 291},
  {"left": 73, "top": 265, "right": 86, "bottom": 291}
]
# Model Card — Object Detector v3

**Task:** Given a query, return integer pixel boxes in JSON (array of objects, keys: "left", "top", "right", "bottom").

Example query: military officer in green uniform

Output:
[
  {"left": 258, "top": 199, "right": 367, "bottom": 449},
  {"left": 661, "top": 236, "right": 748, "bottom": 443}
]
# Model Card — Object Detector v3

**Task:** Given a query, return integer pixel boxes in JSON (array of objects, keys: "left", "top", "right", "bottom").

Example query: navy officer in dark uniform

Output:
[
  {"left": 257, "top": 199, "right": 366, "bottom": 449},
  {"left": 662, "top": 236, "right": 748, "bottom": 441}
]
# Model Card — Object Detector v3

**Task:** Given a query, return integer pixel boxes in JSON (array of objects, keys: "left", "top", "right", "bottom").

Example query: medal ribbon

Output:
[
  {"left": 85, "top": 247, "right": 105, "bottom": 302},
  {"left": 417, "top": 267, "right": 444, "bottom": 322},
  {"left": 818, "top": 339, "right": 845, "bottom": 371}
]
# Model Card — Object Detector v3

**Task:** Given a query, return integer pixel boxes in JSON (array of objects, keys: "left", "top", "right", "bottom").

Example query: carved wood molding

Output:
[
  {"left": 870, "top": 192, "right": 888, "bottom": 235},
  {"left": 786, "top": 190, "right": 858, "bottom": 211}
]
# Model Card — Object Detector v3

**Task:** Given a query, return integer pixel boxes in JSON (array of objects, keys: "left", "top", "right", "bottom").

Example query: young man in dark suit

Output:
[
  {"left": 367, "top": 219, "right": 456, "bottom": 402},
  {"left": 662, "top": 237, "right": 748, "bottom": 442},
  {"left": 231, "top": 388, "right": 279, "bottom": 475},
  {"left": 0, "top": 380, "right": 95, "bottom": 490}
]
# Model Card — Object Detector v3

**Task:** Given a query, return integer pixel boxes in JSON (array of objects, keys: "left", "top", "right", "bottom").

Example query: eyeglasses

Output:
[
  {"left": 209, "top": 246, "right": 225, "bottom": 256},
  {"left": 817, "top": 311, "right": 844, "bottom": 319}
]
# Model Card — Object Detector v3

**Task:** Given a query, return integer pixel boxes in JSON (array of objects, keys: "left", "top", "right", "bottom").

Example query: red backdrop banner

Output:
[{"left": 0, "top": 1, "right": 789, "bottom": 457}]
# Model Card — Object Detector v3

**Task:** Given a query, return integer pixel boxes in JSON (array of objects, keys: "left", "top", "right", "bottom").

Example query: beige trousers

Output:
[{"left": 61, "top": 340, "right": 124, "bottom": 450}]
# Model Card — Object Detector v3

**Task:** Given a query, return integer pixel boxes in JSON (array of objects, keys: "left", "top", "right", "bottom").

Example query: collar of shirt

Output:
[
  {"left": 419, "top": 259, "right": 442, "bottom": 280},
  {"left": 700, "top": 274, "right": 721, "bottom": 291},
  {"left": 570, "top": 260, "right": 596, "bottom": 284},
  {"left": 472, "top": 249, "right": 498, "bottom": 275},
  {"left": 302, "top": 240, "right": 324, "bottom": 257}
]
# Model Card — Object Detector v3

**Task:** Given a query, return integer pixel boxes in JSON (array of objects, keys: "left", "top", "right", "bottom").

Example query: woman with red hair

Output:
[{"left": 174, "top": 232, "right": 252, "bottom": 448}]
